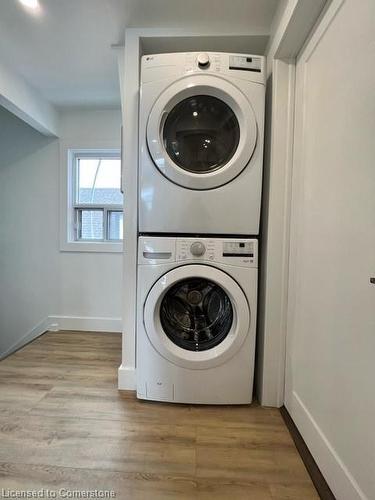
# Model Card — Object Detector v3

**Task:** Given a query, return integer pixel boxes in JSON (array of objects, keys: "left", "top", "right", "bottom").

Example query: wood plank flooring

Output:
[{"left": 0, "top": 331, "right": 318, "bottom": 499}]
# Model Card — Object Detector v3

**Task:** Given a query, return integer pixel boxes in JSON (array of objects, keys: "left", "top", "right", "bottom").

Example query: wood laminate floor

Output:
[{"left": 0, "top": 331, "right": 318, "bottom": 499}]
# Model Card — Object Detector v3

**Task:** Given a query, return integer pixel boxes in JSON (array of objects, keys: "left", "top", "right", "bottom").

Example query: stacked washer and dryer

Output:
[{"left": 137, "top": 52, "right": 265, "bottom": 404}]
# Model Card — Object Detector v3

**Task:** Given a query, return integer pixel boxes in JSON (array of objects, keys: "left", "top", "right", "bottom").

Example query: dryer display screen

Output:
[
  {"left": 160, "top": 277, "right": 233, "bottom": 351},
  {"left": 163, "top": 95, "right": 240, "bottom": 173},
  {"left": 229, "top": 55, "right": 262, "bottom": 72}
]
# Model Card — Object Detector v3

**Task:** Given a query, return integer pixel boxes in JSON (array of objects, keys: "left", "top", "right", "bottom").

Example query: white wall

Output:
[
  {"left": 0, "top": 107, "right": 122, "bottom": 358},
  {"left": 0, "top": 106, "right": 59, "bottom": 355},
  {"left": 58, "top": 109, "right": 123, "bottom": 321},
  {"left": 286, "top": 1, "right": 375, "bottom": 498}
]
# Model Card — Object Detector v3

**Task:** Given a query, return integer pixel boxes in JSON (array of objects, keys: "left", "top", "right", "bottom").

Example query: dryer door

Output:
[
  {"left": 147, "top": 75, "right": 257, "bottom": 190},
  {"left": 143, "top": 265, "right": 250, "bottom": 369}
]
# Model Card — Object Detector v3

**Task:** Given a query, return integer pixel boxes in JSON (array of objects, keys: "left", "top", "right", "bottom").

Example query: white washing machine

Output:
[
  {"left": 139, "top": 52, "right": 265, "bottom": 236},
  {"left": 136, "top": 236, "right": 258, "bottom": 404}
]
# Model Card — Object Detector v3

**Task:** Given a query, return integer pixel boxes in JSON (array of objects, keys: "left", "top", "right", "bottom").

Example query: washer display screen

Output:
[
  {"left": 163, "top": 95, "right": 240, "bottom": 174},
  {"left": 160, "top": 277, "right": 233, "bottom": 351}
]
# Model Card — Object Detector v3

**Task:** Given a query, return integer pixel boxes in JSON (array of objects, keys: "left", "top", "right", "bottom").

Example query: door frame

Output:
[{"left": 257, "top": 0, "right": 329, "bottom": 406}]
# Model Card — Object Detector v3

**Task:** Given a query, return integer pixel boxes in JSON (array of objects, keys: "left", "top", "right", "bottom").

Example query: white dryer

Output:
[
  {"left": 139, "top": 52, "right": 265, "bottom": 235},
  {"left": 136, "top": 236, "right": 258, "bottom": 404}
]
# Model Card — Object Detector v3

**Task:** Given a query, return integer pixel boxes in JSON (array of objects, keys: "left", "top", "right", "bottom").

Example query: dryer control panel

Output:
[{"left": 141, "top": 52, "right": 265, "bottom": 85}]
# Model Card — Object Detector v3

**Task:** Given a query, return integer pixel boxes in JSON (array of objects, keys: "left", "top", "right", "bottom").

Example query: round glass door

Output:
[
  {"left": 146, "top": 75, "right": 257, "bottom": 190},
  {"left": 160, "top": 277, "right": 233, "bottom": 351},
  {"left": 143, "top": 264, "right": 250, "bottom": 369},
  {"left": 163, "top": 95, "right": 240, "bottom": 174}
]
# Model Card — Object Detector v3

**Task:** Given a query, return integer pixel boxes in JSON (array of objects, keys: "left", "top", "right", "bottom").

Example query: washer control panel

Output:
[
  {"left": 139, "top": 237, "right": 258, "bottom": 268},
  {"left": 176, "top": 238, "right": 258, "bottom": 268}
]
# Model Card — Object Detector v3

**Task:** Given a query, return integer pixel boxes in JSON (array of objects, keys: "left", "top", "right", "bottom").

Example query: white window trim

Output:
[{"left": 60, "top": 141, "right": 123, "bottom": 253}]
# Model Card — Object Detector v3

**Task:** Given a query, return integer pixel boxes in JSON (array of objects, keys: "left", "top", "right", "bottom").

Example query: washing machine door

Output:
[
  {"left": 143, "top": 265, "right": 250, "bottom": 369},
  {"left": 147, "top": 75, "right": 257, "bottom": 190}
]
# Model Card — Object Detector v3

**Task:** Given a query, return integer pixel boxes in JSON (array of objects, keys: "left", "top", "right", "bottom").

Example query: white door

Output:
[
  {"left": 147, "top": 74, "right": 257, "bottom": 190},
  {"left": 286, "top": 1, "right": 375, "bottom": 499},
  {"left": 144, "top": 264, "right": 250, "bottom": 369}
]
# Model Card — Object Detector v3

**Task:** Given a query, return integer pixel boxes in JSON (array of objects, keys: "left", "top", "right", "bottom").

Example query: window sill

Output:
[{"left": 60, "top": 241, "right": 123, "bottom": 254}]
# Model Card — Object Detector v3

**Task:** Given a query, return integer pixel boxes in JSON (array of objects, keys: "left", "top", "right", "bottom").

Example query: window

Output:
[
  {"left": 74, "top": 152, "right": 123, "bottom": 241},
  {"left": 61, "top": 147, "right": 123, "bottom": 252}
]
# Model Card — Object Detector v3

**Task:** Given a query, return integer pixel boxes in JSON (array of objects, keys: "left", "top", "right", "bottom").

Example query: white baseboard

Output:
[
  {"left": 0, "top": 317, "right": 51, "bottom": 360},
  {"left": 287, "top": 391, "right": 367, "bottom": 500},
  {"left": 48, "top": 315, "right": 122, "bottom": 333},
  {"left": 118, "top": 364, "right": 136, "bottom": 390}
]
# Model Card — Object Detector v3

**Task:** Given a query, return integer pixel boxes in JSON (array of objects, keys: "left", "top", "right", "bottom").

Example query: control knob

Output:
[
  {"left": 190, "top": 241, "right": 206, "bottom": 256},
  {"left": 197, "top": 52, "right": 210, "bottom": 69}
]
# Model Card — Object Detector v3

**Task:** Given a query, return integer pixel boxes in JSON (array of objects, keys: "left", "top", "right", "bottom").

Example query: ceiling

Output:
[{"left": 0, "top": 0, "right": 279, "bottom": 108}]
